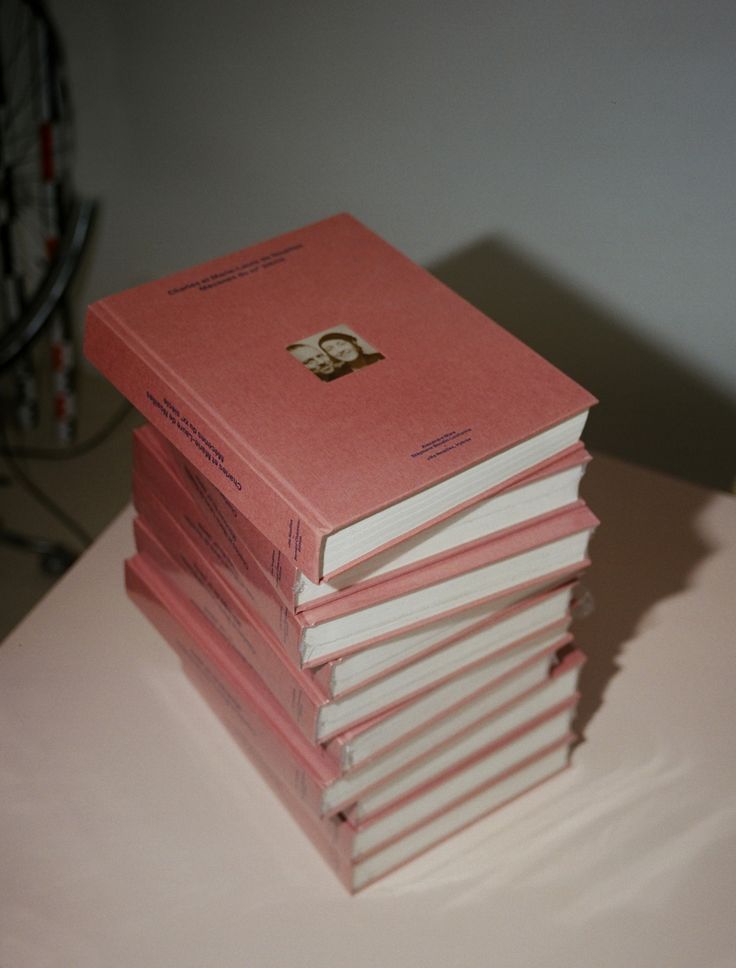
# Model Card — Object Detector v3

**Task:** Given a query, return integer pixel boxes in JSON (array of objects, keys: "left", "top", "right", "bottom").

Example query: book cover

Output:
[
  {"left": 135, "top": 422, "right": 591, "bottom": 613},
  {"left": 126, "top": 551, "right": 581, "bottom": 821},
  {"left": 133, "top": 514, "right": 577, "bottom": 742},
  {"left": 127, "top": 552, "right": 576, "bottom": 892},
  {"left": 132, "top": 463, "right": 596, "bottom": 667},
  {"left": 134, "top": 459, "right": 581, "bottom": 698},
  {"left": 85, "top": 213, "right": 596, "bottom": 582},
  {"left": 186, "top": 626, "right": 574, "bottom": 892}
]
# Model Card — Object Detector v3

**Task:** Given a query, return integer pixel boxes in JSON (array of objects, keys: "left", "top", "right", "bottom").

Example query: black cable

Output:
[
  {"left": 0, "top": 399, "right": 133, "bottom": 460},
  {"left": 0, "top": 523, "right": 78, "bottom": 575},
  {"left": 0, "top": 198, "right": 96, "bottom": 370},
  {"left": 0, "top": 416, "right": 92, "bottom": 549}
]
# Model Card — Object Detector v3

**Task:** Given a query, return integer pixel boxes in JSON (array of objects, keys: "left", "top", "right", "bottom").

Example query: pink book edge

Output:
[
  {"left": 143, "top": 419, "right": 590, "bottom": 609},
  {"left": 300, "top": 501, "right": 599, "bottom": 630},
  {"left": 324, "top": 648, "right": 584, "bottom": 818},
  {"left": 132, "top": 469, "right": 305, "bottom": 662},
  {"left": 134, "top": 441, "right": 595, "bottom": 669},
  {"left": 354, "top": 749, "right": 571, "bottom": 891},
  {"left": 352, "top": 730, "right": 575, "bottom": 864},
  {"left": 324, "top": 630, "right": 573, "bottom": 769},
  {"left": 346, "top": 692, "right": 579, "bottom": 826},
  {"left": 132, "top": 516, "right": 326, "bottom": 741},
  {"left": 126, "top": 555, "right": 335, "bottom": 794},
  {"left": 127, "top": 551, "right": 578, "bottom": 894},
  {"left": 134, "top": 425, "right": 594, "bottom": 642},
  {"left": 316, "top": 578, "right": 580, "bottom": 698},
  {"left": 319, "top": 445, "right": 592, "bottom": 585}
]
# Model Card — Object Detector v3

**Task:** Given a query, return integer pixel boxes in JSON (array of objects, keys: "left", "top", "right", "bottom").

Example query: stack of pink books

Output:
[{"left": 85, "top": 214, "right": 598, "bottom": 892}]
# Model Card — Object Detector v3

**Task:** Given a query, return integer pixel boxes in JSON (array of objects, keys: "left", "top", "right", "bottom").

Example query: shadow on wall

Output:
[
  {"left": 430, "top": 237, "right": 736, "bottom": 493},
  {"left": 431, "top": 238, "right": 722, "bottom": 736}
]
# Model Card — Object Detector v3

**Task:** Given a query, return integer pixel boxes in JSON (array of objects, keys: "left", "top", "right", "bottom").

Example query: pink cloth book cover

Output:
[
  {"left": 126, "top": 551, "right": 581, "bottom": 821},
  {"left": 132, "top": 460, "right": 596, "bottom": 668},
  {"left": 136, "top": 422, "right": 591, "bottom": 614},
  {"left": 85, "top": 213, "right": 596, "bottom": 583},
  {"left": 184, "top": 632, "right": 574, "bottom": 892},
  {"left": 132, "top": 513, "right": 577, "bottom": 744},
  {"left": 134, "top": 463, "right": 580, "bottom": 700},
  {"left": 127, "top": 554, "right": 575, "bottom": 892},
  {"left": 133, "top": 460, "right": 583, "bottom": 701}
]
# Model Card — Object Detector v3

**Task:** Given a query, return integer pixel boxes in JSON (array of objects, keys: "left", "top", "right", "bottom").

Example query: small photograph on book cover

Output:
[{"left": 287, "top": 326, "right": 385, "bottom": 382}]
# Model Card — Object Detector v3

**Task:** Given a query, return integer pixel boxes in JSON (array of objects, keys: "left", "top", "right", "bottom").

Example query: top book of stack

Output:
[{"left": 85, "top": 214, "right": 596, "bottom": 584}]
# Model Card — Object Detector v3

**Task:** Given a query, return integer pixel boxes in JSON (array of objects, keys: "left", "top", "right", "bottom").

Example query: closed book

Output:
[
  {"left": 136, "top": 422, "right": 591, "bottom": 613},
  {"left": 322, "top": 651, "right": 581, "bottom": 818},
  {"left": 133, "top": 514, "right": 578, "bottom": 742},
  {"left": 85, "top": 213, "right": 596, "bottom": 584},
  {"left": 135, "top": 460, "right": 578, "bottom": 699},
  {"left": 323, "top": 636, "right": 569, "bottom": 775},
  {"left": 127, "top": 553, "right": 577, "bottom": 891},
  {"left": 132, "top": 463, "right": 596, "bottom": 668},
  {"left": 136, "top": 423, "right": 591, "bottom": 613}
]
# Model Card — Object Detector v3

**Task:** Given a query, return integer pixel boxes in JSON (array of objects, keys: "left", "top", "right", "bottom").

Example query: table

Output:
[{"left": 2, "top": 455, "right": 735, "bottom": 967}]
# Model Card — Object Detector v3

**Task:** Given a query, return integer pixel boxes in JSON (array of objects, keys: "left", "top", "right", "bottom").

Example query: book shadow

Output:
[
  {"left": 429, "top": 238, "right": 722, "bottom": 737},
  {"left": 429, "top": 236, "right": 736, "bottom": 493},
  {"left": 571, "top": 454, "right": 713, "bottom": 739}
]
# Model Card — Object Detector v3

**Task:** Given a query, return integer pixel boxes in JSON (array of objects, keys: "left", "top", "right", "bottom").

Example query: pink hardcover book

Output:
[
  {"left": 185, "top": 636, "right": 575, "bottom": 893},
  {"left": 134, "top": 463, "right": 582, "bottom": 702},
  {"left": 133, "top": 514, "right": 578, "bottom": 743},
  {"left": 126, "top": 551, "right": 583, "bottom": 820},
  {"left": 132, "top": 439, "right": 592, "bottom": 676},
  {"left": 323, "top": 632, "right": 569, "bottom": 774},
  {"left": 85, "top": 213, "right": 596, "bottom": 584},
  {"left": 132, "top": 443, "right": 592, "bottom": 699},
  {"left": 136, "top": 423, "right": 591, "bottom": 613},
  {"left": 127, "top": 554, "right": 577, "bottom": 891},
  {"left": 346, "top": 719, "right": 576, "bottom": 874},
  {"left": 132, "top": 463, "right": 596, "bottom": 668}
]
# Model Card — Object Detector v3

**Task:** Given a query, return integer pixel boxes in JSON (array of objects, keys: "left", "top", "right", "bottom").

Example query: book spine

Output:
[
  {"left": 126, "top": 558, "right": 355, "bottom": 891},
  {"left": 149, "top": 428, "right": 302, "bottom": 610},
  {"left": 85, "top": 307, "right": 326, "bottom": 582},
  {"left": 132, "top": 515, "right": 324, "bottom": 743},
  {"left": 132, "top": 443, "right": 305, "bottom": 662},
  {"left": 186, "top": 656, "right": 357, "bottom": 891},
  {"left": 125, "top": 557, "right": 327, "bottom": 816},
  {"left": 133, "top": 440, "right": 255, "bottom": 602}
]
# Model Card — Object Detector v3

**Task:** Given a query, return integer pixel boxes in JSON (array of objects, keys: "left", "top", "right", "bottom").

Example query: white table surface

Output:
[{"left": 2, "top": 455, "right": 735, "bottom": 968}]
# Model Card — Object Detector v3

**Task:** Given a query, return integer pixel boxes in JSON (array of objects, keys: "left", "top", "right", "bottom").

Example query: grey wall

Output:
[{"left": 56, "top": 0, "right": 735, "bottom": 489}]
